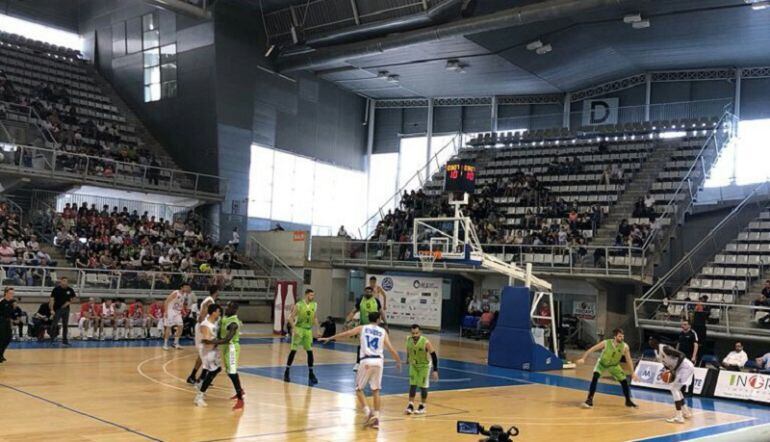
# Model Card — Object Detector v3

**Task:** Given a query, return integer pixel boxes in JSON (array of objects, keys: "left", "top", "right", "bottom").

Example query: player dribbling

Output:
[{"left": 649, "top": 336, "right": 695, "bottom": 424}]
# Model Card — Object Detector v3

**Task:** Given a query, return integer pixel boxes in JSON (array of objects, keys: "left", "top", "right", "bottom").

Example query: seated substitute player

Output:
[
  {"left": 194, "top": 303, "right": 223, "bottom": 408},
  {"left": 577, "top": 328, "right": 639, "bottom": 409},
  {"left": 100, "top": 298, "right": 117, "bottom": 340},
  {"left": 649, "top": 336, "right": 695, "bottom": 424},
  {"left": 220, "top": 301, "right": 245, "bottom": 410},
  {"left": 405, "top": 324, "right": 439, "bottom": 415},
  {"left": 78, "top": 297, "right": 101, "bottom": 340},
  {"left": 127, "top": 299, "right": 150, "bottom": 339},
  {"left": 113, "top": 298, "right": 128, "bottom": 340},
  {"left": 148, "top": 299, "right": 164, "bottom": 337},
  {"left": 346, "top": 286, "right": 382, "bottom": 371},
  {"left": 320, "top": 312, "right": 402, "bottom": 430},
  {"left": 284, "top": 288, "right": 320, "bottom": 384}
]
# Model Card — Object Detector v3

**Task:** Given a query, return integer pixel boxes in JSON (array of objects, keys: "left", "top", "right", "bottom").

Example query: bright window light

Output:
[
  {"left": 0, "top": 13, "right": 82, "bottom": 51},
  {"left": 706, "top": 118, "right": 770, "bottom": 188},
  {"left": 658, "top": 131, "right": 687, "bottom": 139},
  {"left": 398, "top": 136, "right": 428, "bottom": 192}
]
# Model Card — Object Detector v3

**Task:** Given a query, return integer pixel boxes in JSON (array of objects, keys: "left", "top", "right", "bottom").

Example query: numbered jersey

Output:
[
  {"left": 359, "top": 324, "right": 386, "bottom": 359},
  {"left": 169, "top": 291, "right": 186, "bottom": 313}
]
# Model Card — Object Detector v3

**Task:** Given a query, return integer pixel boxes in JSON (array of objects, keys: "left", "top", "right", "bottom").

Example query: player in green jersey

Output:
[
  {"left": 346, "top": 286, "right": 382, "bottom": 372},
  {"left": 405, "top": 324, "right": 439, "bottom": 415},
  {"left": 219, "top": 301, "right": 245, "bottom": 410},
  {"left": 284, "top": 288, "right": 320, "bottom": 384},
  {"left": 576, "top": 328, "right": 639, "bottom": 409}
]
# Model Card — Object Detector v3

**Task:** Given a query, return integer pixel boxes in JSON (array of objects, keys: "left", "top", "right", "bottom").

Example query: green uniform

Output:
[
  {"left": 220, "top": 314, "right": 242, "bottom": 374},
  {"left": 291, "top": 299, "right": 317, "bottom": 351},
  {"left": 407, "top": 335, "right": 431, "bottom": 388},
  {"left": 357, "top": 296, "right": 380, "bottom": 325},
  {"left": 593, "top": 339, "right": 628, "bottom": 382}
]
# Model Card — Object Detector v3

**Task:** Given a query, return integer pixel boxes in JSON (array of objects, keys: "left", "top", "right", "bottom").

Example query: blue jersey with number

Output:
[{"left": 359, "top": 324, "right": 385, "bottom": 359}]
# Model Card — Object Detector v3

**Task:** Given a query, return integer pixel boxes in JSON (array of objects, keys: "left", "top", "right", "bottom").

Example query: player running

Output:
[
  {"left": 346, "top": 286, "right": 382, "bottom": 371},
  {"left": 187, "top": 286, "right": 220, "bottom": 384},
  {"left": 219, "top": 301, "right": 245, "bottom": 410},
  {"left": 284, "top": 288, "right": 319, "bottom": 385},
  {"left": 163, "top": 283, "right": 191, "bottom": 350},
  {"left": 320, "top": 312, "right": 402, "bottom": 430},
  {"left": 648, "top": 336, "right": 695, "bottom": 424},
  {"left": 404, "top": 324, "right": 439, "bottom": 415},
  {"left": 194, "top": 303, "right": 223, "bottom": 407},
  {"left": 577, "top": 328, "right": 639, "bottom": 409}
]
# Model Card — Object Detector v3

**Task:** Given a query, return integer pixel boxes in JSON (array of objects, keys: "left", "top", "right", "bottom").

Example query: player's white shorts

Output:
[
  {"left": 199, "top": 347, "right": 221, "bottom": 371},
  {"left": 129, "top": 318, "right": 147, "bottom": 327},
  {"left": 356, "top": 357, "right": 384, "bottom": 391},
  {"left": 669, "top": 360, "right": 695, "bottom": 401},
  {"left": 165, "top": 312, "right": 183, "bottom": 327}
]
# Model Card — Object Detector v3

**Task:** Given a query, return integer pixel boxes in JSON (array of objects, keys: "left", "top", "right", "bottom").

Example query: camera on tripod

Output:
[{"left": 457, "top": 421, "right": 519, "bottom": 442}]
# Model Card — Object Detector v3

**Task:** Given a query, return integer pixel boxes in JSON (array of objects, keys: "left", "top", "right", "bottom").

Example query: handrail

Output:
[
  {"left": 0, "top": 142, "right": 226, "bottom": 200},
  {"left": 640, "top": 111, "right": 738, "bottom": 251},
  {"left": 637, "top": 180, "right": 770, "bottom": 306},
  {"left": 358, "top": 132, "right": 462, "bottom": 239},
  {"left": 246, "top": 236, "right": 304, "bottom": 282}
]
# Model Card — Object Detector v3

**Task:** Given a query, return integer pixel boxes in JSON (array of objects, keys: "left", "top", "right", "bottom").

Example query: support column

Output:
[
  {"left": 562, "top": 93, "right": 571, "bottom": 129},
  {"left": 491, "top": 96, "right": 499, "bottom": 132},
  {"left": 734, "top": 68, "right": 742, "bottom": 119},
  {"left": 425, "top": 98, "right": 434, "bottom": 180},
  {"left": 644, "top": 73, "right": 652, "bottom": 122},
  {"left": 364, "top": 99, "right": 376, "bottom": 237}
]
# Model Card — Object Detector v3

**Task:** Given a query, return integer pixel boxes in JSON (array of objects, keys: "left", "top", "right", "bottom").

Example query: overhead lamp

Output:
[
  {"left": 526, "top": 40, "right": 543, "bottom": 51},
  {"left": 749, "top": 0, "right": 770, "bottom": 10},
  {"left": 264, "top": 44, "right": 275, "bottom": 58},
  {"left": 623, "top": 13, "right": 642, "bottom": 23},
  {"left": 377, "top": 71, "right": 389, "bottom": 79},
  {"left": 445, "top": 59, "right": 468, "bottom": 72},
  {"left": 535, "top": 44, "right": 552, "bottom": 55},
  {"left": 387, "top": 74, "right": 400, "bottom": 84},
  {"left": 632, "top": 19, "right": 651, "bottom": 29}
]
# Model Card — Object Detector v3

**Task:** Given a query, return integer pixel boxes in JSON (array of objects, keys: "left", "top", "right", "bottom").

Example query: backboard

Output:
[{"left": 412, "top": 215, "right": 484, "bottom": 265}]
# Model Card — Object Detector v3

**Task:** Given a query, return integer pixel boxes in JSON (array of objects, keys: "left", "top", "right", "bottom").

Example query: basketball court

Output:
[{"left": 1, "top": 326, "right": 768, "bottom": 442}]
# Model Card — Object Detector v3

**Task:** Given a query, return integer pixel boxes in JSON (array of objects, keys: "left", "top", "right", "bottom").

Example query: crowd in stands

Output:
[
  {"left": 615, "top": 218, "right": 657, "bottom": 249},
  {"left": 0, "top": 202, "right": 59, "bottom": 285},
  {"left": 0, "top": 69, "right": 166, "bottom": 180}
]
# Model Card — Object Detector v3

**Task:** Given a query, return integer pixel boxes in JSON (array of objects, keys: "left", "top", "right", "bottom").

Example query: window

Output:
[
  {"left": 142, "top": 12, "right": 159, "bottom": 50},
  {"left": 398, "top": 136, "right": 428, "bottom": 193},
  {"left": 706, "top": 118, "right": 770, "bottom": 188},
  {"left": 143, "top": 41, "right": 176, "bottom": 102},
  {"left": 368, "top": 153, "right": 399, "bottom": 214},
  {"left": 0, "top": 13, "right": 82, "bottom": 51},
  {"left": 248, "top": 144, "right": 366, "bottom": 235}
]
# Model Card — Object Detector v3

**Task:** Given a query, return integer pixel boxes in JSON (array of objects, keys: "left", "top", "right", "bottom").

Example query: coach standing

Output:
[
  {"left": 49, "top": 276, "right": 77, "bottom": 346},
  {"left": 676, "top": 319, "right": 699, "bottom": 364},
  {"left": 0, "top": 287, "right": 14, "bottom": 362}
]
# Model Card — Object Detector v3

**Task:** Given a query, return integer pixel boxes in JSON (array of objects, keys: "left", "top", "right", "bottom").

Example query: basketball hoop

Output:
[{"left": 417, "top": 250, "right": 440, "bottom": 272}]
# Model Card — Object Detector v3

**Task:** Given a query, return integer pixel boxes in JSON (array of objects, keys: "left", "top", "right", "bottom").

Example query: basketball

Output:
[{"left": 660, "top": 370, "right": 673, "bottom": 383}]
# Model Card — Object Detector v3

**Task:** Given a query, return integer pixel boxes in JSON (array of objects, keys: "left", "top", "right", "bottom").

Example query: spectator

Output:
[
  {"left": 10, "top": 299, "right": 26, "bottom": 340},
  {"left": 467, "top": 295, "right": 483, "bottom": 316},
  {"left": 477, "top": 305, "right": 494, "bottom": 331},
  {"left": 320, "top": 316, "right": 336, "bottom": 339},
  {"left": 677, "top": 319, "right": 700, "bottom": 363},
  {"left": 337, "top": 225, "right": 350, "bottom": 239},
  {"left": 229, "top": 226, "right": 240, "bottom": 250},
  {"left": 755, "top": 352, "right": 770, "bottom": 370},
  {"left": 720, "top": 342, "right": 748, "bottom": 371},
  {"left": 31, "top": 301, "right": 53, "bottom": 341}
]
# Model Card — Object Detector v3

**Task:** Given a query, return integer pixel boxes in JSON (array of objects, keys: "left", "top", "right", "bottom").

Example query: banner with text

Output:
[
  {"left": 582, "top": 98, "right": 619, "bottom": 126},
  {"left": 632, "top": 360, "right": 709, "bottom": 395},
  {"left": 367, "top": 274, "right": 443, "bottom": 329},
  {"left": 714, "top": 371, "right": 770, "bottom": 403}
]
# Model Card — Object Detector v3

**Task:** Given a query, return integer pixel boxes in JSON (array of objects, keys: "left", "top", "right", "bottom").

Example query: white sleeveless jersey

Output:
[
  {"left": 169, "top": 291, "right": 185, "bottom": 313},
  {"left": 656, "top": 344, "right": 682, "bottom": 370},
  {"left": 200, "top": 296, "right": 215, "bottom": 318},
  {"left": 359, "top": 324, "right": 386, "bottom": 359},
  {"left": 101, "top": 303, "right": 115, "bottom": 317},
  {"left": 199, "top": 319, "right": 219, "bottom": 349}
]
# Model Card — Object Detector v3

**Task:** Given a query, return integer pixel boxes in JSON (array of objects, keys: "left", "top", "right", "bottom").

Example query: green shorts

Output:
[
  {"left": 222, "top": 343, "right": 240, "bottom": 374},
  {"left": 594, "top": 361, "right": 627, "bottom": 382},
  {"left": 291, "top": 328, "right": 313, "bottom": 351},
  {"left": 409, "top": 364, "right": 430, "bottom": 388}
]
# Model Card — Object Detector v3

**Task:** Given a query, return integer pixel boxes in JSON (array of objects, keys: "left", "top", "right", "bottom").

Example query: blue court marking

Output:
[{"left": 6, "top": 336, "right": 276, "bottom": 349}]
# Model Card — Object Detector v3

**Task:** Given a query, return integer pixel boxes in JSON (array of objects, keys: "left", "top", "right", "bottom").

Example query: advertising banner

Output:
[
  {"left": 582, "top": 98, "right": 619, "bottom": 126},
  {"left": 714, "top": 371, "right": 770, "bottom": 403},
  {"left": 633, "top": 360, "right": 709, "bottom": 395},
  {"left": 572, "top": 301, "right": 596, "bottom": 320},
  {"left": 367, "top": 274, "right": 443, "bottom": 329}
]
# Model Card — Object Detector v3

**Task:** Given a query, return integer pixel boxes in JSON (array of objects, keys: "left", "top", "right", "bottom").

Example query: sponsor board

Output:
[
  {"left": 572, "top": 301, "right": 596, "bottom": 320},
  {"left": 632, "top": 360, "right": 708, "bottom": 394},
  {"left": 714, "top": 371, "right": 770, "bottom": 403},
  {"left": 367, "top": 274, "right": 443, "bottom": 329}
]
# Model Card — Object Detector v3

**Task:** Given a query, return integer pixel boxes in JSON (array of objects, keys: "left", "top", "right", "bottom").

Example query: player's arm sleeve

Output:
[{"left": 431, "top": 352, "right": 439, "bottom": 371}]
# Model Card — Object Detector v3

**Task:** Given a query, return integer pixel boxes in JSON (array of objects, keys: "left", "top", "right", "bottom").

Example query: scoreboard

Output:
[{"left": 444, "top": 161, "right": 476, "bottom": 194}]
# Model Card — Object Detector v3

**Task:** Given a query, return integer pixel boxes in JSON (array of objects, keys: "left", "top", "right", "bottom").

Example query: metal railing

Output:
[
  {"left": 634, "top": 299, "right": 770, "bottom": 340},
  {"left": 0, "top": 142, "right": 225, "bottom": 200},
  {"left": 0, "top": 264, "right": 273, "bottom": 300},
  {"left": 310, "top": 237, "right": 650, "bottom": 278},
  {"left": 246, "top": 237, "right": 304, "bottom": 285},
  {"left": 0, "top": 100, "right": 54, "bottom": 145}
]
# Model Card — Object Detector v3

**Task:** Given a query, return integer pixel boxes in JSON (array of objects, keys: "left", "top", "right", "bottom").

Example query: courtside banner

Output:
[
  {"left": 714, "top": 371, "right": 770, "bottom": 403},
  {"left": 367, "top": 274, "right": 443, "bottom": 329},
  {"left": 632, "top": 360, "right": 709, "bottom": 394}
]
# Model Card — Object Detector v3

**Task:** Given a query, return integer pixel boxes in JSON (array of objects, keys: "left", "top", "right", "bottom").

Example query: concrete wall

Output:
[{"left": 305, "top": 266, "right": 350, "bottom": 319}]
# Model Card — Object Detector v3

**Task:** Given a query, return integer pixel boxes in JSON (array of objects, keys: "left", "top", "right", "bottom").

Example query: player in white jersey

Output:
[
  {"left": 163, "top": 283, "right": 192, "bottom": 350},
  {"left": 194, "top": 303, "right": 223, "bottom": 407},
  {"left": 187, "top": 286, "right": 220, "bottom": 384},
  {"left": 648, "top": 336, "right": 695, "bottom": 424},
  {"left": 320, "top": 312, "right": 402, "bottom": 430}
]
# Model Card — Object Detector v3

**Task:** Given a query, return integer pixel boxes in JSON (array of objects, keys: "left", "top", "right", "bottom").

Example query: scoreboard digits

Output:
[{"left": 444, "top": 161, "right": 476, "bottom": 194}]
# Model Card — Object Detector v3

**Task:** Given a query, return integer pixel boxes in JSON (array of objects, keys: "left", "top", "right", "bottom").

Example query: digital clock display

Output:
[{"left": 444, "top": 161, "right": 476, "bottom": 194}]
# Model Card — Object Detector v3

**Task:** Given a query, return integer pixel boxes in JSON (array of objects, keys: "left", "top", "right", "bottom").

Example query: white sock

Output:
[
  {"left": 676, "top": 410, "right": 683, "bottom": 419},
  {"left": 163, "top": 337, "right": 168, "bottom": 346},
  {"left": 174, "top": 337, "right": 180, "bottom": 345},
  {"left": 373, "top": 410, "right": 380, "bottom": 418},
  {"left": 363, "top": 406, "right": 371, "bottom": 416}
]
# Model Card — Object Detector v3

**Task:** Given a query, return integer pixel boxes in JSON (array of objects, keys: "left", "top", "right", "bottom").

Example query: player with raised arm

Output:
[
  {"left": 346, "top": 286, "right": 382, "bottom": 371},
  {"left": 404, "top": 324, "right": 439, "bottom": 415},
  {"left": 284, "top": 288, "right": 320, "bottom": 385},
  {"left": 220, "top": 301, "right": 245, "bottom": 410},
  {"left": 577, "top": 328, "right": 639, "bottom": 409},
  {"left": 187, "top": 286, "right": 220, "bottom": 384},
  {"left": 194, "top": 303, "right": 223, "bottom": 407},
  {"left": 320, "top": 312, "right": 402, "bottom": 430},
  {"left": 648, "top": 336, "right": 695, "bottom": 424},
  {"left": 163, "top": 283, "right": 191, "bottom": 350}
]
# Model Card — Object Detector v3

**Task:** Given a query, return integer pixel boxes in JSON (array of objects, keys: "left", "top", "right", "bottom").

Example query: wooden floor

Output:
[{"left": 0, "top": 326, "right": 765, "bottom": 442}]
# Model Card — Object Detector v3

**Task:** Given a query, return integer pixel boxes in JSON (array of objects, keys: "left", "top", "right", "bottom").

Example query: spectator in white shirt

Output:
[
  {"left": 27, "top": 235, "right": 40, "bottom": 252},
  {"left": 467, "top": 295, "right": 483, "bottom": 316},
  {"left": 228, "top": 227, "right": 240, "bottom": 250},
  {"left": 644, "top": 193, "right": 656, "bottom": 210},
  {"left": 10, "top": 238, "right": 25, "bottom": 253},
  {"left": 721, "top": 342, "right": 748, "bottom": 371},
  {"left": 756, "top": 352, "right": 770, "bottom": 370}
]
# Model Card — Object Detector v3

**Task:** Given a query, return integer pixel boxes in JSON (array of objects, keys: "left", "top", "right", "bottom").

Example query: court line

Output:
[
  {"left": 381, "top": 374, "right": 472, "bottom": 383},
  {"left": 628, "top": 418, "right": 760, "bottom": 442},
  {"left": 0, "top": 382, "right": 163, "bottom": 441}
]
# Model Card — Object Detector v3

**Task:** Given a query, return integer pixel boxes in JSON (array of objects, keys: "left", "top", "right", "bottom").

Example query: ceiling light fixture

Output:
[
  {"left": 623, "top": 13, "right": 642, "bottom": 23},
  {"left": 377, "top": 71, "right": 389, "bottom": 79},
  {"left": 387, "top": 74, "right": 400, "bottom": 84},
  {"left": 535, "top": 44, "right": 552, "bottom": 55},
  {"left": 445, "top": 59, "right": 468, "bottom": 72},
  {"left": 526, "top": 40, "right": 543, "bottom": 51},
  {"left": 749, "top": 0, "right": 770, "bottom": 10},
  {"left": 632, "top": 19, "right": 651, "bottom": 29}
]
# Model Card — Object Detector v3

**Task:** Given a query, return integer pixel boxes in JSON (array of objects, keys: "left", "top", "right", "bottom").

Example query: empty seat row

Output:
[{"left": 688, "top": 278, "right": 747, "bottom": 292}]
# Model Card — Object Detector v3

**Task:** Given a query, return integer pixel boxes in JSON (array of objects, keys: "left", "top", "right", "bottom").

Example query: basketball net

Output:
[{"left": 417, "top": 250, "right": 441, "bottom": 272}]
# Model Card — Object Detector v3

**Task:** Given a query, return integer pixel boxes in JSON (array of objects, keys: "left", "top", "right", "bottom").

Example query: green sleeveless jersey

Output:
[
  {"left": 599, "top": 339, "right": 626, "bottom": 366},
  {"left": 219, "top": 314, "right": 241, "bottom": 345},
  {"left": 358, "top": 296, "right": 380, "bottom": 325},
  {"left": 295, "top": 299, "right": 317, "bottom": 329},
  {"left": 407, "top": 335, "right": 430, "bottom": 367}
]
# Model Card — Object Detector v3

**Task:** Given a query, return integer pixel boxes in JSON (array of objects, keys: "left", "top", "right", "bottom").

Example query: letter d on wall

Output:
[{"left": 582, "top": 98, "right": 619, "bottom": 126}]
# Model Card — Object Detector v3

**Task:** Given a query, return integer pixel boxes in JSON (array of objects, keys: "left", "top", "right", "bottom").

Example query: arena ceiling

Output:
[{"left": 270, "top": 0, "right": 770, "bottom": 99}]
